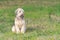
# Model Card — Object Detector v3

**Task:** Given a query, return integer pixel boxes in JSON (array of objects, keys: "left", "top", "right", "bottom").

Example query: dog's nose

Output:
[
  {"left": 19, "top": 11, "right": 21, "bottom": 13},
  {"left": 20, "top": 14, "right": 24, "bottom": 18},
  {"left": 21, "top": 14, "right": 24, "bottom": 17}
]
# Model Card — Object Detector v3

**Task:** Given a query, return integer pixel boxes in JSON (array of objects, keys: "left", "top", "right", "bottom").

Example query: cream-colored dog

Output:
[{"left": 12, "top": 8, "right": 26, "bottom": 34}]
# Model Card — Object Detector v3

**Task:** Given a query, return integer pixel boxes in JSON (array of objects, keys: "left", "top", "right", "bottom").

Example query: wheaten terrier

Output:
[{"left": 12, "top": 8, "right": 26, "bottom": 34}]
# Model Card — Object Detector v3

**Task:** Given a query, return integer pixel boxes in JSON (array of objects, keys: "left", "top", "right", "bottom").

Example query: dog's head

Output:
[{"left": 15, "top": 8, "right": 24, "bottom": 18}]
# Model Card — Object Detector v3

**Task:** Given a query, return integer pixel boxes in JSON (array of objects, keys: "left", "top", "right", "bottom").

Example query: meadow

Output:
[{"left": 0, "top": 0, "right": 60, "bottom": 40}]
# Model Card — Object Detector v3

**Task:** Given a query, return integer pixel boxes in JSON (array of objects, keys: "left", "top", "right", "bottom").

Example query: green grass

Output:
[{"left": 0, "top": 0, "right": 60, "bottom": 40}]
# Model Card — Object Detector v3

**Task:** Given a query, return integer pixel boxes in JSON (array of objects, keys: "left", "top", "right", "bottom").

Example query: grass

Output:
[{"left": 0, "top": 0, "right": 60, "bottom": 40}]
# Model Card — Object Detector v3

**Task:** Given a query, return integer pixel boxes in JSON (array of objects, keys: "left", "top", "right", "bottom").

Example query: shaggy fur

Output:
[{"left": 12, "top": 8, "right": 26, "bottom": 34}]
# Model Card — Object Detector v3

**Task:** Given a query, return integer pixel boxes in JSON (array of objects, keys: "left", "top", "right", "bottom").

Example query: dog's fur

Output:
[{"left": 12, "top": 8, "right": 26, "bottom": 34}]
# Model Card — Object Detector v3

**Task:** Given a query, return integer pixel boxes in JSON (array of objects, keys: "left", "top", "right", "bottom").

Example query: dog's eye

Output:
[{"left": 19, "top": 11, "right": 21, "bottom": 13}]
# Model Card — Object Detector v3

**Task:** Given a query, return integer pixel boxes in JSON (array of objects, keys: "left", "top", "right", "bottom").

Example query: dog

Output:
[{"left": 12, "top": 8, "right": 26, "bottom": 34}]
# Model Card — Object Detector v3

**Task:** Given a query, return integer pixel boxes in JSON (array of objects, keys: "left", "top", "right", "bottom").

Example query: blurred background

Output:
[{"left": 0, "top": 0, "right": 60, "bottom": 40}]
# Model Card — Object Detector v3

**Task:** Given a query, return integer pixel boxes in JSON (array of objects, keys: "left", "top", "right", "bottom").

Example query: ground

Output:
[{"left": 0, "top": 0, "right": 60, "bottom": 40}]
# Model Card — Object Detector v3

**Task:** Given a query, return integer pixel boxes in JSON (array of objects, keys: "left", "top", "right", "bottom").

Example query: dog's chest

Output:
[{"left": 15, "top": 18, "right": 25, "bottom": 25}]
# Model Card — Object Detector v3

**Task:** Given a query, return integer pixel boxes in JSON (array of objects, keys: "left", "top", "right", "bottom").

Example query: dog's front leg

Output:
[
  {"left": 15, "top": 25, "right": 20, "bottom": 34},
  {"left": 21, "top": 25, "right": 26, "bottom": 34}
]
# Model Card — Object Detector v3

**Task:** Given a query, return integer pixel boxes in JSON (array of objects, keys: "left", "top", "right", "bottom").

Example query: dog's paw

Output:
[
  {"left": 12, "top": 26, "right": 16, "bottom": 33},
  {"left": 21, "top": 26, "right": 26, "bottom": 34}
]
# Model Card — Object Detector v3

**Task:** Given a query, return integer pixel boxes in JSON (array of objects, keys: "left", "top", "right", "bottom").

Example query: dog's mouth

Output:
[
  {"left": 20, "top": 14, "right": 24, "bottom": 18},
  {"left": 16, "top": 14, "right": 24, "bottom": 20}
]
